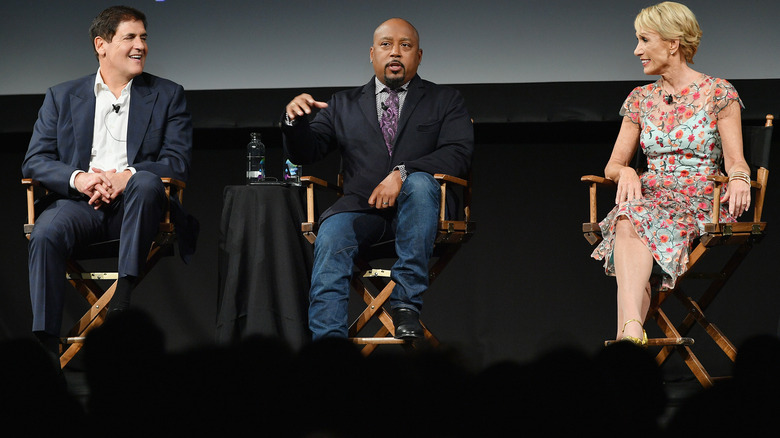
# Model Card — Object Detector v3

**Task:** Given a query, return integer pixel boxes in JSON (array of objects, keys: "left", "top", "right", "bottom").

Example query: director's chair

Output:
[
  {"left": 300, "top": 172, "right": 474, "bottom": 355},
  {"left": 582, "top": 114, "right": 773, "bottom": 387},
  {"left": 23, "top": 177, "right": 185, "bottom": 368}
]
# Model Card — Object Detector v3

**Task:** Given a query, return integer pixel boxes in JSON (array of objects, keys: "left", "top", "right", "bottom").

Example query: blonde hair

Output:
[{"left": 634, "top": 2, "right": 702, "bottom": 64}]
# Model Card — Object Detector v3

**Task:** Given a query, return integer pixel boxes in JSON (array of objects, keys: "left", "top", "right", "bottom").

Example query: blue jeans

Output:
[{"left": 309, "top": 172, "right": 440, "bottom": 340}]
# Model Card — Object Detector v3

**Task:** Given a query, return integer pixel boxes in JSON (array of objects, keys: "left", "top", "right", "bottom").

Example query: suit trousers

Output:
[
  {"left": 28, "top": 171, "right": 166, "bottom": 335},
  {"left": 308, "top": 172, "right": 440, "bottom": 340}
]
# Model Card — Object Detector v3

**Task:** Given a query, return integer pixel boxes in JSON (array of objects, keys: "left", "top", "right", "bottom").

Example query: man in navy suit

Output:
[
  {"left": 22, "top": 6, "right": 193, "bottom": 353},
  {"left": 282, "top": 18, "right": 474, "bottom": 341}
]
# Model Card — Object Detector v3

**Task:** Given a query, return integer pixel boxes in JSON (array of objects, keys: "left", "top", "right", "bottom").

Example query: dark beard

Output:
[{"left": 383, "top": 75, "right": 405, "bottom": 90}]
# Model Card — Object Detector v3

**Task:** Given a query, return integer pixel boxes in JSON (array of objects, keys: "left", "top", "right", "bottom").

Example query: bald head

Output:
[
  {"left": 373, "top": 18, "right": 420, "bottom": 47},
  {"left": 370, "top": 18, "right": 423, "bottom": 88}
]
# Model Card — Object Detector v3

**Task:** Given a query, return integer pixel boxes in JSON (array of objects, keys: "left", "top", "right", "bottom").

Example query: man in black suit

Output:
[
  {"left": 282, "top": 17, "right": 473, "bottom": 341},
  {"left": 22, "top": 6, "right": 193, "bottom": 354}
]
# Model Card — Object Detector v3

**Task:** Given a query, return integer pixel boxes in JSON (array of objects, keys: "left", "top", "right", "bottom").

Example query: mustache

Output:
[{"left": 385, "top": 61, "right": 405, "bottom": 69}]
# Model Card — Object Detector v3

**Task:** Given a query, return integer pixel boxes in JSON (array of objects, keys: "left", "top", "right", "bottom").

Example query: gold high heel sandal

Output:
[{"left": 620, "top": 319, "right": 648, "bottom": 347}]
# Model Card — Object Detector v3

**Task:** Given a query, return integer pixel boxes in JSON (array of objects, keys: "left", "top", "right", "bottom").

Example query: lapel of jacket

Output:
[
  {"left": 358, "top": 78, "right": 382, "bottom": 138},
  {"left": 394, "top": 75, "right": 424, "bottom": 151},
  {"left": 70, "top": 75, "right": 96, "bottom": 170},
  {"left": 397, "top": 75, "right": 423, "bottom": 130},
  {"left": 127, "top": 73, "right": 156, "bottom": 164}
]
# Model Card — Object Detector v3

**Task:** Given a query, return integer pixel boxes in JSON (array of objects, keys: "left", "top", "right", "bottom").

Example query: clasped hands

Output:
[
  {"left": 614, "top": 167, "right": 751, "bottom": 217},
  {"left": 74, "top": 168, "right": 132, "bottom": 210}
]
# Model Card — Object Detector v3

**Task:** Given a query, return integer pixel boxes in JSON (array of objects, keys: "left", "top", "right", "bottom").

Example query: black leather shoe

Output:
[
  {"left": 105, "top": 307, "right": 126, "bottom": 320},
  {"left": 392, "top": 308, "right": 423, "bottom": 340}
]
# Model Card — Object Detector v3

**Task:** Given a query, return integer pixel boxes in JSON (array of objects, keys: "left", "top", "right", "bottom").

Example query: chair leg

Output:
[
  {"left": 420, "top": 321, "right": 440, "bottom": 347},
  {"left": 666, "top": 242, "right": 754, "bottom": 361},
  {"left": 642, "top": 239, "right": 755, "bottom": 385},
  {"left": 346, "top": 244, "right": 461, "bottom": 354},
  {"left": 59, "top": 279, "right": 116, "bottom": 368},
  {"left": 58, "top": 235, "right": 172, "bottom": 368},
  {"left": 348, "top": 277, "right": 396, "bottom": 337},
  {"left": 648, "top": 300, "right": 715, "bottom": 387},
  {"left": 672, "top": 289, "right": 737, "bottom": 361},
  {"left": 674, "top": 345, "right": 715, "bottom": 388}
]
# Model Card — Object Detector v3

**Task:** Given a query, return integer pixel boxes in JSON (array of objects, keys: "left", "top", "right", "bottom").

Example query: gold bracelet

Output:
[
  {"left": 729, "top": 170, "right": 750, "bottom": 179},
  {"left": 728, "top": 175, "right": 751, "bottom": 186}
]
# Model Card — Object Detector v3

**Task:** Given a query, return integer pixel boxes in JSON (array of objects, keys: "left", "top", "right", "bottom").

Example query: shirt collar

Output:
[
  {"left": 374, "top": 77, "right": 410, "bottom": 95},
  {"left": 94, "top": 68, "right": 134, "bottom": 98}
]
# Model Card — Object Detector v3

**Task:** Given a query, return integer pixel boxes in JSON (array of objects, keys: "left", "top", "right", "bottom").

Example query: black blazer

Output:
[{"left": 282, "top": 75, "right": 474, "bottom": 222}]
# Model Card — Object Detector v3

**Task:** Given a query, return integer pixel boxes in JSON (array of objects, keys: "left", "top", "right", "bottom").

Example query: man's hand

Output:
[
  {"left": 98, "top": 168, "right": 132, "bottom": 201},
  {"left": 368, "top": 170, "right": 403, "bottom": 209},
  {"left": 74, "top": 170, "right": 114, "bottom": 209},
  {"left": 285, "top": 93, "right": 328, "bottom": 121},
  {"left": 74, "top": 168, "right": 133, "bottom": 209}
]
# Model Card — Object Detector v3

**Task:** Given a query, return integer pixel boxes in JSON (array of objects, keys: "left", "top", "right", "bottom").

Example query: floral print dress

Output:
[{"left": 591, "top": 75, "right": 743, "bottom": 290}]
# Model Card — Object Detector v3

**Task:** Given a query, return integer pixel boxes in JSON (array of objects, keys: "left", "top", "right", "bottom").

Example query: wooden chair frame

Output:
[
  {"left": 301, "top": 173, "right": 474, "bottom": 355},
  {"left": 582, "top": 114, "right": 773, "bottom": 387},
  {"left": 23, "top": 177, "right": 185, "bottom": 368}
]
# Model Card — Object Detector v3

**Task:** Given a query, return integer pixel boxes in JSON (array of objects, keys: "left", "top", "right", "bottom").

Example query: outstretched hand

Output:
[{"left": 285, "top": 93, "right": 328, "bottom": 121}]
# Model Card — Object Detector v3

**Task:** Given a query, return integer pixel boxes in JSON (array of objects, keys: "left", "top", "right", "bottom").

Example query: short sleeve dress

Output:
[{"left": 591, "top": 75, "right": 743, "bottom": 290}]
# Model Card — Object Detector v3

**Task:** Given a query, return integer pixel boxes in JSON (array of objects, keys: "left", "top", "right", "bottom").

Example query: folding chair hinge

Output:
[
  {"left": 66, "top": 272, "right": 119, "bottom": 280},
  {"left": 751, "top": 224, "right": 763, "bottom": 235},
  {"left": 447, "top": 222, "right": 455, "bottom": 233},
  {"left": 722, "top": 224, "right": 732, "bottom": 237},
  {"left": 363, "top": 269, "right": 391, "bottom": 278}
]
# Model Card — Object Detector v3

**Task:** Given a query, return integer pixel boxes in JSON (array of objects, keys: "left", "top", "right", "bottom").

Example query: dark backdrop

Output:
[{"left": 1, "top": 80, "right": 778, "bottom": 378}]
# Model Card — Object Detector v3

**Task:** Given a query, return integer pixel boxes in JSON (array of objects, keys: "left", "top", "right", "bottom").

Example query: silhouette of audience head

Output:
[{"left": 5, "top": 309, "right": 780, "bottom": 437}]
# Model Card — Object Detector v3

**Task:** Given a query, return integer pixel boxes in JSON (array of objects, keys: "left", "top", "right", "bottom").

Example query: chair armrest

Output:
[
  {"left": 160, "top": 177, "right": 186, "bottom": 190},
  {"left": 300, "top": 175, "right": 344, "bottom": 227},
  {"left": 433, "top": 173, "right": 472, "bottom": 223},
  {"left": 581, "top": 175, "right": 616, "bottom": 225},
  {"left": 706, "top": 173, "right": 766, "bottom": 225},
  {"left": 160, "top": 178, "right": 186, "bottom": 227},
  {"left": 300, "top": 175, "right": 343, "bottom": 193},
  {"left": 433, "top": 173, "right": 469, "bottom": 187},
  {"left": 22, "top": 179, "right": 40, "bottom": 233},
  {"left": 581, "top": 175, "right": 616, "bottom": 186},
  {"left": 706, "top": 174, "right": 761, "bottom": 189},
  {"left": 23, "top": 177, "right": 185, "bottom": 234}
]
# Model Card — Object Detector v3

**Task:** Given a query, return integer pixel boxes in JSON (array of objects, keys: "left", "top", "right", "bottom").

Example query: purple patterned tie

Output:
[{"left": 380, "top": 88, "right": 399, "bottom": 156}]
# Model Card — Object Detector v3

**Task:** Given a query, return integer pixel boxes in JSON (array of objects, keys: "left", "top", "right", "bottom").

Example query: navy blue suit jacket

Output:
[
  {"left": 22, "top": 72, "right": 196, "bottom": 259},
  {"left": 282, "top": 75, "right": 474, "bottom": 222}
]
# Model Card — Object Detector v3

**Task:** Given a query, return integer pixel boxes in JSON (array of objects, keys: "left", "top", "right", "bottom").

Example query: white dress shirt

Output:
[{"left": 69, "top": 68, "right": 136, "bottom": 189}]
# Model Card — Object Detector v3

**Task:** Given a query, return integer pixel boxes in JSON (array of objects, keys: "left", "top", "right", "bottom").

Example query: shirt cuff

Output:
[
  {"left": 69, "top": 170, "right": 84, "bottom": 190},
  {"left": 393, "top": 164, "right": 407, "bottom": 182}
]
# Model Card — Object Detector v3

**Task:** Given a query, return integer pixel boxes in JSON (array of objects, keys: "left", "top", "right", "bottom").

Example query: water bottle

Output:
[
  {"left": 246, "top": 132, "right": 265, "bottom": 184},
  {"left": 284, "top": 157, "right": 302, "bottom": 185}
]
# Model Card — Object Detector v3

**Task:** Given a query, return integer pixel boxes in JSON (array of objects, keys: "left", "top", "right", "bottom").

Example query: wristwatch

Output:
[{"left": 393, "top": 164, "right": 407, "bottom": 182}]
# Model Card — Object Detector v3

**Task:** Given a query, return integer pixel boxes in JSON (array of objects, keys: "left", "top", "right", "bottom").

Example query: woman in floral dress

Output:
[{"left": 591, "top": 2, "right": 752, "bottom": 345}]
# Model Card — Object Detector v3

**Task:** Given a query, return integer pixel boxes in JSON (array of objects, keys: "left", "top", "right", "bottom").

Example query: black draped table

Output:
[{"left": 216, "top": 184, "right": 312, "bottom": 349}]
